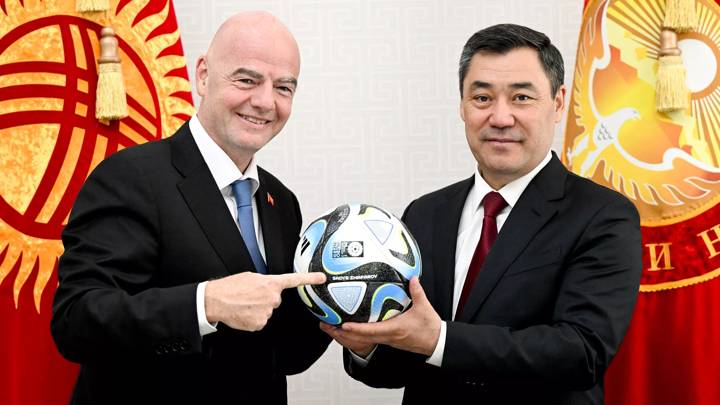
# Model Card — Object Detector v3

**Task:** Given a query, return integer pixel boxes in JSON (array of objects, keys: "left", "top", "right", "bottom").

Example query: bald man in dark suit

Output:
[{"left": 51, "top": 11, "right": 330, "bottom": 404}]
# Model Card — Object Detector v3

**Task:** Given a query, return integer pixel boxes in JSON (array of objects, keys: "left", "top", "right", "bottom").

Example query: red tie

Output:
[{"left": 456, "top": 191, "right": 508, "bottom": 317}]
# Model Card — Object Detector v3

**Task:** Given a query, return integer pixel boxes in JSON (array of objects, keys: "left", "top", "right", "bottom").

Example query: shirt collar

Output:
[
  {"left": 470, "top": 151, "right": 552, "bottom": 211},
  {"left": 189, "top": 115, "right": 260, "bottom": 195}
]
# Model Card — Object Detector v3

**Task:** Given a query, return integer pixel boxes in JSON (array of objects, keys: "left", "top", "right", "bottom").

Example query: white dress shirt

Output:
[{"left": 189, "top": 115, "right": 267, "bottom": 337}]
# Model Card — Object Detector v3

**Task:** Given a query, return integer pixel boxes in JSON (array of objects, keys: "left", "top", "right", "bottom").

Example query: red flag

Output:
[
  {"left": 565, "top": 0, "right": 720, "bottom": 403},
  {"left": 0, "top": 1, "right": 194, "bottom": 403}
]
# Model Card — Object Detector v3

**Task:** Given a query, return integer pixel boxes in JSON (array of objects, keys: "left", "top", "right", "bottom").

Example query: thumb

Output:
[{"left": 408, "top": 277, "right": 427, "bottom": 304}]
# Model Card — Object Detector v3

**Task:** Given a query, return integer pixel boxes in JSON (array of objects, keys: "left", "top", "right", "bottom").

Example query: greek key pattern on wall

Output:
[{"left": 173, "top": 1, "right": 583, "bottom": 403}]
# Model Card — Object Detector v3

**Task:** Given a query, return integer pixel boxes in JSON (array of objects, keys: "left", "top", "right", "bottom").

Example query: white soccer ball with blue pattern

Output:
[{"left": 294, "top": 203, "right": 422, "bottom": 324}]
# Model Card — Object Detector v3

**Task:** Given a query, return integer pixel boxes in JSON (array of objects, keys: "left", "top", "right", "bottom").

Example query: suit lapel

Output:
[
  {"left": 255, "top": 172, "right": 286, "bottom": 275},
  {"left": 432, "top": 177, "right": 474, "bottom": 320},
  {"left": 456, "top": 155, "right": 567, "bottom": 322},
  {"left": 170, "top": 124, "right": 255, "bottom": 276}
]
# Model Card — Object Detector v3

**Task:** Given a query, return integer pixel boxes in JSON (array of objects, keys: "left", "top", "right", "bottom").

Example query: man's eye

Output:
[
  {"left": 473, "top": 95, "right": 490, "bottom": 102},
  {"left": 515, "top": 94, "right": 532, "bottom": 101},
  {"left": 277, "top": 86, "right": 294, "bottom": 94}
]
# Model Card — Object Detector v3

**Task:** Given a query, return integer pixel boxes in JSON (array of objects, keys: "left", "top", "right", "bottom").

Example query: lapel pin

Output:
[{"left": 267, "top": 192, "right": 275, "bottom": 206}]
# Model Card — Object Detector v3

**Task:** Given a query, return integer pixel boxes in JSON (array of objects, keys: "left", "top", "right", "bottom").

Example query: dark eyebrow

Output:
[
  {"left": 509, "top": 82, "right": 538, "bottom": 92},
  {"left": 468, "top": 81, "right": 539, "bottom": 92},
  {"left": 469, "top": 80, "right": 492, "bottom": 91}
]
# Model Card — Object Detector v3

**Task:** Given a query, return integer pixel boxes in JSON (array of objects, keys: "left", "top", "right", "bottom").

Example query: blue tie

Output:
[{"left": 231, "top": 179, "right": 267, "bottom": 274}]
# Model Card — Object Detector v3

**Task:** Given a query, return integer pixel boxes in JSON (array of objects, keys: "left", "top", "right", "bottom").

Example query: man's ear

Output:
[
  {"left": 196, "top": 55, "right": 209, "bottom": 97},
  {"left": 554, "top": 84, "right": 566, "bottom": 123}
]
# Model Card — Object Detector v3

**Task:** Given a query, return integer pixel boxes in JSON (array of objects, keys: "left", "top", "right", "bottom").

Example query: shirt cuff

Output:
[
  {"left": 197, "top": 281, "right": 218, "bottom": 336},
  {"left": 425, "top": 320, "right": 446, "bottom": 367},
  {"left": 348, "top": 345, "right": 378, "bottom": 367}
]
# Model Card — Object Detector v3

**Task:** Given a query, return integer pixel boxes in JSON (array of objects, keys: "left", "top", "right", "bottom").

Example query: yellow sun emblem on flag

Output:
[
  {"left": 0, "top": 0, "right": 195, "bottom": 312},
  {"left": 566, "top": 0, "right": 720, "bottom": 292},
  {"left": 564, "top": 0, "right": 720, "bottom": 226}
]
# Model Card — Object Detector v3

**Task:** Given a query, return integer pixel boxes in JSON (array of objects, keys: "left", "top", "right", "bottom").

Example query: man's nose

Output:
[
  {"left": 250, "top": 82, "right": 274, "bottom": 111},
  {"left": 487, "top": 100, "right": 515, "bottom": 128}
]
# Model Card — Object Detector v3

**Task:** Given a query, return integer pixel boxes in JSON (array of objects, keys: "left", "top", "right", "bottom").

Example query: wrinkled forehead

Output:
[{"left": 465, "top": 49, "right": 550, "bottom": 91}]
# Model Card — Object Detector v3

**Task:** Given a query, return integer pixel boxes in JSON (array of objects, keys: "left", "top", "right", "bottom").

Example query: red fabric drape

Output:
[
  {"left": 606, "top": 276, "right": 720, "bottom": 404},
  {"left": 0, "top": 263, "right": 77, "bottom": 404},
  {"left": 570, "top": 1, "right": 720, "bottom": 404},
  {"left": 605, "top": 201, "right": 720, "bottom": 405}
]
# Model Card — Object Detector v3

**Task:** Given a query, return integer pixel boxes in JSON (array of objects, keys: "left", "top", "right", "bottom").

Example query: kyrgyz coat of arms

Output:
[{"left": 564, "top": 0, "right": 720, "bottom": 291}]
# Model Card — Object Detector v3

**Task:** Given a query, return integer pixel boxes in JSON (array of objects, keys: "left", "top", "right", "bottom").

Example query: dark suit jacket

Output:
[
  {"left": 345, "top": 154, "right": 642, "bottom": 405},
  {"left": 51, "top": 122, "right": 330, "bottom": 405}
]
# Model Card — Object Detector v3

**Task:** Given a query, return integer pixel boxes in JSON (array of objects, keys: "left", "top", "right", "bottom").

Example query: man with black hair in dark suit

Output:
[{"left": 322, "top": 23, "right": 642, "bottom": 405}]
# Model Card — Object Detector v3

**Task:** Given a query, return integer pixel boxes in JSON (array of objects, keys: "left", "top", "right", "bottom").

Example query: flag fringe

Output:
[
  {"left": 663, "top": 0, "right": 697, "bottom": 33},
  {"left": 656, "top": 55, "right": 689, "bottom": 112},
  {"left": 95, "top": 27, "right": 128, "bottom": 121},
  {"left": 76, "top": 0, "right": 110, "bottom": 12}
]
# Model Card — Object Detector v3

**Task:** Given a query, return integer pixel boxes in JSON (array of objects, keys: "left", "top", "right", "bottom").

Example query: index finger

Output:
[{"left": 273, "top": 272, "right": 327, "bottom": 289}]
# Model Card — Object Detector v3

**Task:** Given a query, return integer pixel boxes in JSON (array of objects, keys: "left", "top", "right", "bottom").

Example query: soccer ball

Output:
[{"left": 294, "top": 203, "right": 422, "bottom": 325}]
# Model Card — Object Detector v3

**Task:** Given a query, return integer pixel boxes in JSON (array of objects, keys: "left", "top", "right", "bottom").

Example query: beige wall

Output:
[{"left": 174, "top": 1, "right": 583, "bottom": 403}]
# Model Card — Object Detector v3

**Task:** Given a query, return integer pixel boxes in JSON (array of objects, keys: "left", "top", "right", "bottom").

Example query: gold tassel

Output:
[
  {"left": 95, "top": 27, "right": 128, "bottom": 121},
  {"left": 656, "top": 29, "right": 689, "bottom": 112},
  {"left": 76, "top": 0, "right": 110, "bottom": 13},
  {"left": 663, "top": 0, "right": 698, "bottom": 33}
]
